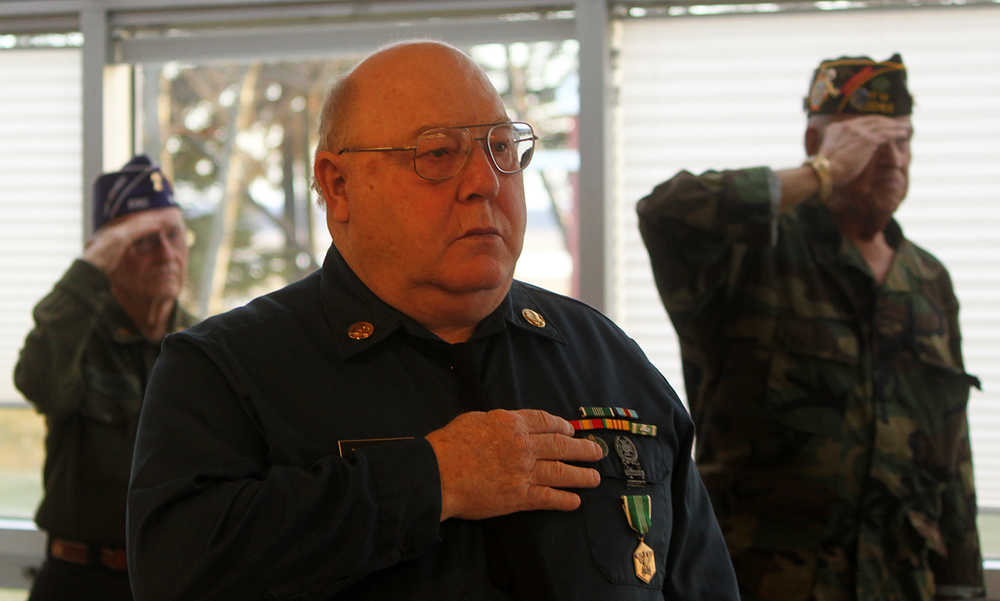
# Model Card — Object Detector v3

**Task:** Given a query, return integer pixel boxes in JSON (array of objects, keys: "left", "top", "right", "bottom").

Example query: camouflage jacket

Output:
[
  {"left": 13, "top": 259, "right": 194, "bottom": 547},
  {"left": 636, "top": 167, "right": 984, "bottom": 601}
]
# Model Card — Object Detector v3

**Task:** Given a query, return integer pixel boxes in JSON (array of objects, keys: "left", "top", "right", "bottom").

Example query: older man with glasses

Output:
[
  {"left": 15, "top": 154, "right": 194, "bottom": 601},
  {"left": 126, "top": 41, "right": 738, "bottom": 601}
]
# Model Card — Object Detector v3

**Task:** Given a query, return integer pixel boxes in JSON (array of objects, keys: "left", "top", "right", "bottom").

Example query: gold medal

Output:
[
  {"left": 621, "top": 494, "right": 655, "bottom": 584},
  {"left": 633, "top": 538, "right": 656, "bottom": 584}
]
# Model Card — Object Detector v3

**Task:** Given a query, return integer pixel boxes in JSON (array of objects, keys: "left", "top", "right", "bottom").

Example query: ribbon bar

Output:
[
  {"left": 578, "top": 406, "right": 639, "bottom": 419},
  {"left": 570, "top": 418, "right": 657, "bottom": 437}
]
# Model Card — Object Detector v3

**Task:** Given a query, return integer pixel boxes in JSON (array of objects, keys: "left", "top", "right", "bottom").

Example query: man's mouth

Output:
[{"left": 461, "top": 227, "right": 500, "bottom": 238}]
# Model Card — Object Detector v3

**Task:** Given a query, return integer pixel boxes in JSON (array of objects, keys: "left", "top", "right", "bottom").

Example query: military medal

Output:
[
  {"left": 621, "top": 494, "right": 656, "bottom": 584},
  {"left": 586, "top": 434, "right": 609, "bottom": 458},
  {"left": 614, "top": 435, "right": 646, "bottom": 487}
]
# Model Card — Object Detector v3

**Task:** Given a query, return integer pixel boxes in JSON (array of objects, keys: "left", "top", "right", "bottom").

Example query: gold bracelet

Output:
[{"left": 803, "top": 155, "right": 833, "bottom": 204}]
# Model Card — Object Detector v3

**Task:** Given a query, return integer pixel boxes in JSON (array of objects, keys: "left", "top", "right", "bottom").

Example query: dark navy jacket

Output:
[{"left": 127, "top": 245, "right": 737, "bottom": 601}]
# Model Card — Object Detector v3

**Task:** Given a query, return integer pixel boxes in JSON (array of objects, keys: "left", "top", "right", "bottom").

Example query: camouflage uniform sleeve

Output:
[
  {"left": 933, "top": 416, "right": 986, "bottom": 599},
  {"left": 13, "top": 259, "right": 115, "bottom": 419},
  {"left": 932, "top": 282, "right": 985, "bottom": 599},
  {"left": 635, "top": 167, "right": 779, "bottom": 344}
]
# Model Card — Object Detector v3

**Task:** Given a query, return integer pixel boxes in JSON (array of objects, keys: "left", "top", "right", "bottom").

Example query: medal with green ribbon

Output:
[{"left": 621, "top": 494, "right": 656, "bottom": 584}]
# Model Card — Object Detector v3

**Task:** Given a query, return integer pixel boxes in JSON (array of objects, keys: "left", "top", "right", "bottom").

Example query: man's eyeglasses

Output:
[{"left": 338, "top": 121, "right": 537, "bottom": 182}]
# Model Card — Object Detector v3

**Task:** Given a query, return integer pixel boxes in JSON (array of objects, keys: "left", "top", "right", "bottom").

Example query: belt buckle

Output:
[
  {"left": 100, "top": 548, "right": 127, "bottom": 571},
  {"left": 50, "top": 538, "right": 127, "bottom": 571}
]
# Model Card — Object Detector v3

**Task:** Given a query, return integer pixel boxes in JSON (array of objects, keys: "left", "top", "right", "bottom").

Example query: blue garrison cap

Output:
[{"left": 92, "top": 154, "right": 178, "bottom": 231}]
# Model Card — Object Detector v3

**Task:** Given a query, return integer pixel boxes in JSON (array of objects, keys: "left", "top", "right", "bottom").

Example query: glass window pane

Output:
[
  {"left": 0, "top": 407, "right": 44, "bottom": 519},
  {"left": 981, "top": 513, "right": 1000, "bottom": 560},
  {"left": 471, "top": 41, "right": 579, "bottom": 297},
  {"left": 136, "top": 58, "right": 355, "bottom": 317}
]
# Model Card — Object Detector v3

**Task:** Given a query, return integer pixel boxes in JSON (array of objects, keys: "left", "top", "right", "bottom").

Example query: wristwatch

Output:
[{"left": 803, "top": 155, "right": 833, "bottom": 204}]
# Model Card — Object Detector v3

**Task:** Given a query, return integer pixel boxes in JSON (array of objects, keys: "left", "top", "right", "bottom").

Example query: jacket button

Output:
[{"left": 347, "top": 321, "right": 375, "bottom": 340}]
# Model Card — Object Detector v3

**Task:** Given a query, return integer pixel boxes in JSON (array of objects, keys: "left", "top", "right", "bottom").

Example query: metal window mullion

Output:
[
  {"left": 109, "top": 0, "right": 574, "bottom": 28},
  {"left": 114, "top": 17, "right": 575, "bottom": 64},
  {"left": 575, "top": 0, "right": 611, "bottom": 312},
  {"left": 81, "top": 7, "right": 108, "bottom": 242}
]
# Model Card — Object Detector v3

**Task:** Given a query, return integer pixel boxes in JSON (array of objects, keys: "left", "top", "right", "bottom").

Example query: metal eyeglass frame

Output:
[{"left": 337, "top": 121, "right": 538, "bottom": 181}]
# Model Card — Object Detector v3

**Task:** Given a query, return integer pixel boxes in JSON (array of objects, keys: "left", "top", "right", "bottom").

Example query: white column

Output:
[{"left": 575, "top": 0, "right": 612, "bottom": 311}]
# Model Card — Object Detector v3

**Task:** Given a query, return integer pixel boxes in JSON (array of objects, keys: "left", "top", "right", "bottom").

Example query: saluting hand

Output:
[
  {"left": 82, "top": 209, "right": 181, "bottom": 274},
  {"left": 818, "top": 115, "right": 912, "bottom": 188},
  {"left": 426, "top": 409, "right": 603, "bottom": 521}
]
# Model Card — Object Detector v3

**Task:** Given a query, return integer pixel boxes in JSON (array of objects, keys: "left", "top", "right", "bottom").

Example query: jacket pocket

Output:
[
  {"left": 80, "top": 367, "right": 143, "bottom": 481},
  {"left": 81, "top": 368, "right": 142, "bottom": 425},
  {"left": 578, "top": 431, "right": 672, "bottom": 588},
  {"left": 763, "top": 316, "right": 859, "bottom": 437},
  {"left": 912, "top": 334, "right": 979, "bottom": 416},
  {"left": 891, "top": 331, "right": 979, "bottom": 453}
]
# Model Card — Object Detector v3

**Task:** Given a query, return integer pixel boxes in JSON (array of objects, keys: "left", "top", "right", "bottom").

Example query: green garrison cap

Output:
[{"left": 804, "top": 53, "right": 912, "bottom": 116}]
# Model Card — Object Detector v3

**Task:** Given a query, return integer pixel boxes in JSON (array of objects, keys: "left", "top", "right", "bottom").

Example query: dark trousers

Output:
[{"left": 27, "top": 557, "right": 132, "bottom": 601}]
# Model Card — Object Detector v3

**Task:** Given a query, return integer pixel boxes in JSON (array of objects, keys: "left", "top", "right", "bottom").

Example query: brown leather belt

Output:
[{"left": 49, "top": 538, "right": 127, "bottom": 571}]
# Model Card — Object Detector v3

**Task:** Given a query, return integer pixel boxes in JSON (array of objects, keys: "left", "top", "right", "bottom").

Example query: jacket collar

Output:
[
  {"left": 107, "top": 300, "right": 193, "bottom": 344},
  {"left": 802, "top": 200, "right": 911, "bottom": 281},
  {"left": 318, "top": 244, "right": 564, "bottom": 359}
]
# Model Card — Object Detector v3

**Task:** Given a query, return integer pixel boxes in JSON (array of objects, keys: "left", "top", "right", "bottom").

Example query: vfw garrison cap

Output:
[
  {"left": 92, "top": 154, "right": 178, "bottom": 231},
  {"left": 804, "top": 53, "right": 912, "bottom": 116}
]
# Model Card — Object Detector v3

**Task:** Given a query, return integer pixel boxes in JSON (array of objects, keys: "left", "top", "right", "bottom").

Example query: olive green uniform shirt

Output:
[
  {"left": 14, "top": 259, "right": 194, "bottom": 547},
  {"left": 636, "top": 167, "right": 984, "bottom": 601}
]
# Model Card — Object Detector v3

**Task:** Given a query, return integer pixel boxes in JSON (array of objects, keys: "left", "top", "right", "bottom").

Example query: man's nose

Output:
[
  {"left": 458, "top": 141, "right": 501, "bottom": 201},
  {"left": 879, "top": 139, "right": 906, "bottom": 166},
  {"left": 150, "top": 231, "right": 179, "bottom": 258}
]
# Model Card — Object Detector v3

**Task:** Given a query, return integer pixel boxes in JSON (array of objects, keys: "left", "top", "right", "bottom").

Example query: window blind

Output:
[{"left": 0, "top": 48, "right": 82, "bottom": 406}]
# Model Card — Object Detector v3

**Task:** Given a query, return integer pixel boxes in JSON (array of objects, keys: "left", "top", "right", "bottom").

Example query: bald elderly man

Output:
[
  {"left": 126, "top": 42, "right": 738, "bottom": 600},
  {"left": 16, "top": 155, "right": 193, "bottom": 601}
]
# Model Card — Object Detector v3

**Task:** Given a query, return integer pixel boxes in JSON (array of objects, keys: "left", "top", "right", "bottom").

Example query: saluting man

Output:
[
  {"left": 126, "top": 41, "right": 739, "bottom": 601},
  {"left": 15, "top": 155, "right": 195, "bottom": 601},
  {"left": 636, "top": 54, "right": 984, "bottom": 600}
]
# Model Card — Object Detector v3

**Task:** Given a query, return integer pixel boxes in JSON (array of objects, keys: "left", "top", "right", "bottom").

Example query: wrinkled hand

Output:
[
  {"left": 82, "top": 209, "right": 178, "bottom": 274},
  {"left": 426, "top": 409, "right": 603, "bottom": 521},
  {"left": 818, "top": 115, "right": 911, "bottom": 187}
]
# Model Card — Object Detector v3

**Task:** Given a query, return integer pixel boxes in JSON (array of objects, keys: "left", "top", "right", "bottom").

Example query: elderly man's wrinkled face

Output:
[
  {"left": 836, "top": 115, "right": 912, "bottom": 238},
  {"left": 326, "top": 44, "right": 526, "bottom": 316},
  {"left": 110, "top": 207, "right": 188, "bottom": 303}
]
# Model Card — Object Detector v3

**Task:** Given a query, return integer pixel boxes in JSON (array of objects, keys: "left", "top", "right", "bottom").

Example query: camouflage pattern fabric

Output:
[
  {"left": 13, "top": 259, "right": 195, "bottom": 547},
  {"left": 636, "top": 167, "right": 984, "bottom": 601}
]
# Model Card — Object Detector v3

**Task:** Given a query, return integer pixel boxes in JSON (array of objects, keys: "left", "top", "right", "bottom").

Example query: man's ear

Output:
[
  {"left": 804, "top": 126, "right": 821, "bottom": 157},
  {"left": 314, "top": 150, "right": 350, "bottom": 224}
]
